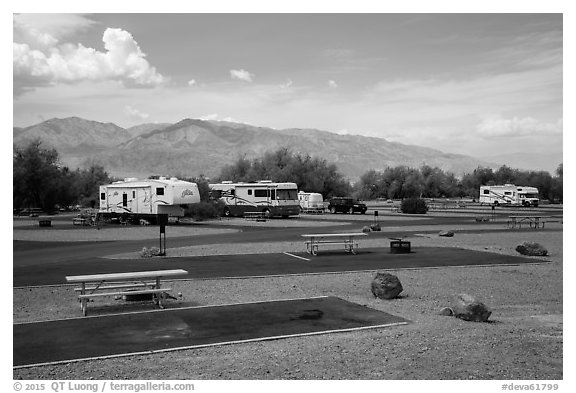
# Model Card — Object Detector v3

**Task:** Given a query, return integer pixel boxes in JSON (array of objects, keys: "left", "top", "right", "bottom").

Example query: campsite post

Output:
[{"left": 158, "top": 214, "right": 168, "bottom": 256}]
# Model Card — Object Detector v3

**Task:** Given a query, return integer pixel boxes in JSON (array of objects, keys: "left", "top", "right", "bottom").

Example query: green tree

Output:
[
  {"left": 216, "top": 147, "right": 352, "bottom": 198},
  {"left": 13, "top": 140, "right": 62, "bottom": 211}
]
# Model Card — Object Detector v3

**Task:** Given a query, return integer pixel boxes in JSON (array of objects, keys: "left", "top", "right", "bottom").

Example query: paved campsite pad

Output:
[
  {"left": 13, "top": 296, "right": 409, "bottom": 368},
  {"left": 14, "top": 247, "right": 548, "bottom": 287}
]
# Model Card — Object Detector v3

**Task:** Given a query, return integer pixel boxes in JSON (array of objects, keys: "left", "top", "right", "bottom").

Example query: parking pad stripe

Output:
[{"left": 283, "top": 252, "right": 311, "bottom": 261}]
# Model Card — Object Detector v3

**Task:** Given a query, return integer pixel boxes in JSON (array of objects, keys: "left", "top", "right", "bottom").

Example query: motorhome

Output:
[
  {"left": 209, "top": 180, "right": 300, "bottom": 217},
  {"left": 479, "top": 184, "right": 539, "bottom": 207},
  {"left": 298, "top": 191, "right": 325, "bottom": 213},
  {"left": 98, "top": 177, "right": 200, "bottom": 222}
]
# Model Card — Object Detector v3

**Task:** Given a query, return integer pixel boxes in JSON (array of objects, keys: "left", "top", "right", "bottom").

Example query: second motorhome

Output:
[
  {"left": 209, "top": 180, "right": 300, "bottom": 217},
  {"left": 479, "top": 184, "right": 539, "bottom": 207}
]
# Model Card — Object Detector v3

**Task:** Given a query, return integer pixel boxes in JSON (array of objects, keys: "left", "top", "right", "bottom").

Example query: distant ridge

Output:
[{"left": 13, "top": 116, "right": 497, "bottom": 179}]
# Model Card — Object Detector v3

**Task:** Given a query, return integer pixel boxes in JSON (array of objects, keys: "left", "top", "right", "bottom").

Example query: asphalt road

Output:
[{"left": 13, "top": 213, "right": 557, "bottom": 287}]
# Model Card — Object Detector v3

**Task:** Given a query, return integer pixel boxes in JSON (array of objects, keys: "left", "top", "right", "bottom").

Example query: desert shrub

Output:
[
  {"left": 400, "top": 198, "right": 428, "bottom": 214},
  {"left": 183, "top": 201, "right": 223, "bottom": 221},
  {"left": 140, "top": 246, "right": 162, "bottom": 258}
]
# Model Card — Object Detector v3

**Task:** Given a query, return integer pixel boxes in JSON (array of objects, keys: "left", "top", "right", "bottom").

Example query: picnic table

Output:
[
  {"left": 66, "top": 269, "right": 188, "bottom": 316},
  {"left": 301, "top": 232, "right": 367, "bottom": 256},
  {"left": 244, "top": 212, "right": 267, "bottom": 221},
  {"left": 507, "top": 215, "right": 551, "bottom": 229}
]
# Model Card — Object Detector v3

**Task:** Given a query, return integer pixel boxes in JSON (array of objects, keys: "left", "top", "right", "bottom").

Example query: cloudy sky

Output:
[{"left": 12, "top": 12, "right": 563, "bottom": 160}]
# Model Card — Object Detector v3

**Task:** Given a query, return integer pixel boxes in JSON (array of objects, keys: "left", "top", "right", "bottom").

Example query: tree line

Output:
[
  {"left": 13, "top": 141, "right": 563, "bottom": 213},
  {"left": 218, "top": 148, "right": 563, "bottom": 202},
  {"left": 13, "top": 140, "right": 113, "bottom": 212}
]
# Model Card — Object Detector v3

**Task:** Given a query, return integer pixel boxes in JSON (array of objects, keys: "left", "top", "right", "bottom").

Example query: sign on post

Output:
[{"left": 157, "top": 214, "right": 168, "bottom": 255}]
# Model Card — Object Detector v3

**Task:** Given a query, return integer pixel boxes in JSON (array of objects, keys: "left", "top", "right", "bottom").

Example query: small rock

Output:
[
  {"left": 515, "top": 242, "right": 548, "bottom": 256},
  {"left": 362, "top": 226, "right": 371, "bottom": 233},
  {"left": 451, "top": 293, "right": 492, "bottom": 322},
  {"left": 371, "top": 272, "right": 403, "bottom": 299},
  {"left": 439, "top": 230, "right": 455, "bottom": 237},
  {"left": 370, "top": 223, "right": 381, "bottom": 231},
  {"left": 438, "top": 307, "right": 453, "bottom": 316}
]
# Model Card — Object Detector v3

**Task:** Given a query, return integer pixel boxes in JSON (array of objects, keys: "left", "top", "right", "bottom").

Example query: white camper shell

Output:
[
  {"left": 209, "top": 180, "right": 300, "bottom": 218},
  {"left": 298, "top": 191, "right": 324, "bottom": 214},
  {"left": 479, "top": 184, "right": 539, "bottom": 207},
  {"left": 99, "top": 177, "right": 200, "bottom": 221}
]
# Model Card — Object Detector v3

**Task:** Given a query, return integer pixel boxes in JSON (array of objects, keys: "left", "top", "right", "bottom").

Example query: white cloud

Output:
[
  {"left": 124, "top": 105, "right": 150, "bottom": 121},
  {"left": 13, "top": 14, "right": 97, "bottom": 50},
  {"left": 230, "top": 69, "right": 254, "bottom": 82},
  {"left": 199, "top": 113, "right": 219, "bottom": 121},
  {"left": 476, "top": 116, "right": 563, "bottom": 138},
  {"left": 13, "top": 23, "right": 167, "bottom": 97},
  {"left": 328, "top": 80, "right": 338, "bottom": 88},
  {"left": 187, "top": 79, "right": 197, "bottom": 86}
]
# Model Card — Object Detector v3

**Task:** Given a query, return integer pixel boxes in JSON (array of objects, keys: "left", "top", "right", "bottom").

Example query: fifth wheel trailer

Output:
[{"left": 98, "top": 177, "right": 200, "bottom": 222}]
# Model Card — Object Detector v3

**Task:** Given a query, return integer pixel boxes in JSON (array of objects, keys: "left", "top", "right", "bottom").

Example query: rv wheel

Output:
[
  {"left": 223, "top": 207, "right": 231, "bottom": 217},
  {"left": 262, "top": 208, "right": 271, "bottom": 218},
  {"left": 330, "top": 207, "right": 337, "bottom": 214},
  {"left": 493, "top": 201, "right": 499, "bottom": 206}
]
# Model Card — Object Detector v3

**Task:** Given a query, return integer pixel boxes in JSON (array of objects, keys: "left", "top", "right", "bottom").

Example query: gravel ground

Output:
[{"left": 12, "top": 218, "right": 563, "bottom": 380}]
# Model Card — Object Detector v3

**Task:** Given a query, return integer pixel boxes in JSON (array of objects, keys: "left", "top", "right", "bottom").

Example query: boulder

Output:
[
  {"left": 362, "top": 226, "right": 371, "bottom": 233},
  {"left": 451, "top": 293, "right": 492, "bottom": 322},
  {"left": 439, "top": 230, "right": 455, "bottom": 237},
  {"left": 371, "top": 272, "right": 403, "bottom": 299},
  {"left": 370, "top": 223, "right": 381, "bottom": 231},
  {"left": 515, "top": 242, "right": 548, "bottom": 256}
]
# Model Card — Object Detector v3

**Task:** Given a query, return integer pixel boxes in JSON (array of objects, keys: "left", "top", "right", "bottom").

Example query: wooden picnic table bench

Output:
[
  {"left": 72, "top": 217, "right": 89, "bottom": 226},
  {"left": 65, "top": 269, "right": 188, "bottom": 316},
  {"left": 507, "top": 215, "right": 552, "bottom": 229},
  {"left": 244, "top": 212, "right": 267, "bottom": 221},
  {"left": 301, "top": 232, "right": 367, "bottom": 256}
]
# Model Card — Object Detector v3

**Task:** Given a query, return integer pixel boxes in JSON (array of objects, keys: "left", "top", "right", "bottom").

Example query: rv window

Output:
[
  {"left": 483, "top": 190, "right": 489, "bottom": 194},
  {"left": 122, "top": 193, "right": 127, "bottom": 207},
  {"left": 277, "top": 189, "right": 298, "bottom": 200},
  {"left": 504, "top": 191, "right": 511, "bottom": 195},
  {"left": 254, "top": 189, "right": 268, "bottom": 198},
  {"left": 156, "top": 187, "right": 164, "bottom": 196},
  {"left": 248, "top": 189, "right": 252, "bottom": 196},
  {"left": 271, "top": 190, "right": 276, "bottom": 200},
  {"left": 100, "top": 193, "right": 105, "bottom": 200},
  {"left": 132, "top": 191, "right": 136, "bottom": 198}
]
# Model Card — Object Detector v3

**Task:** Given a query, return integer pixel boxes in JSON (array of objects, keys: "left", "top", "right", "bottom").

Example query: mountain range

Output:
[{"left": 13, "top": 116, "right": 527, "bottom": 180}]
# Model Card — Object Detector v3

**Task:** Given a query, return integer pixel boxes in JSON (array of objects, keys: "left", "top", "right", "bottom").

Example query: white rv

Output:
[
  {"left": 209, "top": 180, "right": 300, "bottom": 217},
  {"left": 99, "top": 177, "right": 200, "bottom": 221},
  {"left": 298, "top": 191, "right": 324, "bottom": 213},
  {"left": 479, "top": 184, "right": 539, "bottom": 207}
]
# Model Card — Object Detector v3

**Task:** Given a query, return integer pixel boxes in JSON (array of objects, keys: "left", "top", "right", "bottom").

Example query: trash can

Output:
[{"left": 390, "top": 238, "right": 411, "bottom": 254}]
